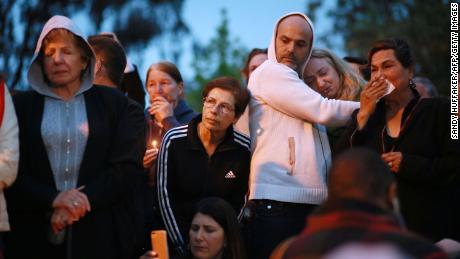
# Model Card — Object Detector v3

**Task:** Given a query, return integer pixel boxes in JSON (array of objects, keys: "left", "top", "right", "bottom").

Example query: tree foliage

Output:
[
  {"left": 186, "top": 8, "right": 247, "bottom": 111},
  {"left": 308, "top": 0, "right": 450, "bottom": 95},
  {"left": 0, "top": 0, "right": 187, "bottom": 90}
]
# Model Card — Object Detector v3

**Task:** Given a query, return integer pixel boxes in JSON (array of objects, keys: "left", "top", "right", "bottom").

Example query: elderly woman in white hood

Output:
[{"left": 5, "top": 15, "right": 146, "bottom": 258}]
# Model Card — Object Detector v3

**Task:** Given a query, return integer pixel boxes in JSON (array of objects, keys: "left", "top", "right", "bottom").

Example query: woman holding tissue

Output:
[
  {"left": 157, "top": 77, "right": 250, "bottom": 256},
  {"left": 335, "top": 38, "right": 460, "bottom": 242},
  {"left": 5, "top": 15, "right": 146, "bottom": 258}
]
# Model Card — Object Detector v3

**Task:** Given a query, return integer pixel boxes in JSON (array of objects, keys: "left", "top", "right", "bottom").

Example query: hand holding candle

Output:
[{"left": 143, "top": 140, "right": 159, "bottom": 169}]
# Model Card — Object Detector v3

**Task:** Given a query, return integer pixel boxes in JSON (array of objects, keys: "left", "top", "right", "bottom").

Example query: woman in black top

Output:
[
  {"left": 336, "top": 38, "right": 460, "bottom": 242},
  {"left": 157, "top": 77, "right": 251, "bottom": 255}
]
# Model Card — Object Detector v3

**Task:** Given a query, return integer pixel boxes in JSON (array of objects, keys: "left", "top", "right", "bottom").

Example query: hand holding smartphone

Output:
[{"left": 151, "top": 230, "right": 169, "bottom": 259}]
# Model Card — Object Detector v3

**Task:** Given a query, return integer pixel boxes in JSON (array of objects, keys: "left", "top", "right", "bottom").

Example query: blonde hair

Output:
[{"left": 310, "top": 49, "right": 366, "bottom": 101}]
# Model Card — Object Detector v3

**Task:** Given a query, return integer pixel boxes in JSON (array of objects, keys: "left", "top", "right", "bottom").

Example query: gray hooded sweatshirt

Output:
[{"left": 27, "top": 15, "right": 96, "bottom": 191}]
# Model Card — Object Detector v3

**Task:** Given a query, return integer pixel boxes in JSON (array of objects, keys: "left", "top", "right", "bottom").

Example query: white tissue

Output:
[{"left": 383, "top": 79, "right": 396, "bottom": 96}]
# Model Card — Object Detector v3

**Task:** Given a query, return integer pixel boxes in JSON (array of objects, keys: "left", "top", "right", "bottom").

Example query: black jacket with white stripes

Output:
[{"left": 157, "top": 115, "right": 251, "bottom": 254}]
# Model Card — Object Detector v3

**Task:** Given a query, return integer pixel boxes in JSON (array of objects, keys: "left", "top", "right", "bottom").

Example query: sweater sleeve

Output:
[
  {"left": 82, "top": 98, "right": 146, "bottom": 210},
  {"left": 157, "top": 128, "right": 187, "bottom": 254},
  {"left": 7, "top": 92, "right": 59, "bottom": 210},
  {"left": 232, "top": 148, "right": 251, "bottom": 221},
  {"left": 398, "top": 100, "right": 460, "bottom": 184},
  {"left": 254, "top": 63, "right": 360, "bottom": 127},
  {"left": 0, "top": 87, "right": 19, "bottom": 188}
]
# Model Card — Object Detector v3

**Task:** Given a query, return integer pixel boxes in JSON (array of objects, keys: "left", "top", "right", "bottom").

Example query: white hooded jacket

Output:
[{"left": 247, "top": 13, "right": 360, "bottom": 204}]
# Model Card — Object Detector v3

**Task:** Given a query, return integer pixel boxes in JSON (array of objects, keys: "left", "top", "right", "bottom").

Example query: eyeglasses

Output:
[{"left": 203, "top": 97, "right": 235, "bottom": 115}]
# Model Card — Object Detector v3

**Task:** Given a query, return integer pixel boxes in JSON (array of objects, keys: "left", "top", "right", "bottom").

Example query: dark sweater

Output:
[
  {"left": 335, "top": 95, "right": 460, "bottom": 241},
  {"left": 6, "top": 86, "right": 146, "bottom": 258}
]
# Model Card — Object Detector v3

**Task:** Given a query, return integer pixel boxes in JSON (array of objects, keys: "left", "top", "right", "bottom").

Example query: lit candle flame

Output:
[{"left": 152, "top": 140, "right": 158, "bottom": 149}]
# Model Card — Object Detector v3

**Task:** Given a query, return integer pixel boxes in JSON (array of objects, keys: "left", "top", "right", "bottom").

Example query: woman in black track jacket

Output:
[{"left": 157, "top": 77, "right": 251, "bottom": 256}]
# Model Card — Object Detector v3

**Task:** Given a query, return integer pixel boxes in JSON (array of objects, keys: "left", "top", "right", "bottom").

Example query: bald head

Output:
[
  {"left": 275, "top": 14, "right": 313, "bottom": 76},
  {"left": 328, "top": 148, "right": 395, "bottom": 204}
]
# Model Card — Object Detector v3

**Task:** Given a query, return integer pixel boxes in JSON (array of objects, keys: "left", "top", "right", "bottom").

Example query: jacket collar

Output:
[
  {"left": 174, "top": 99, "right": 194, "bottom": 119},
  {"left": 186, "top": 115, "right": 238, "bottom": 153}
]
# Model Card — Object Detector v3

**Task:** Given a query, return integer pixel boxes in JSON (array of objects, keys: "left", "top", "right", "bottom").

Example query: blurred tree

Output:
[
  {"left": 307, "top": 0, "right": 450, "bottom": 95},
  {"left": 186, "top": 8, "right": 247, "bottom": 111},
  {"left": 0, "top": 0, "right": 188, "bottom": 91}
]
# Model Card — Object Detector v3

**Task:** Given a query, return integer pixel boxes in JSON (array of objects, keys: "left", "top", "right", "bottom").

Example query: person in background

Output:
[
  {"left": 88, "top": 34, "right": 146, "bottom": 255},
  {"left": 335, "top": 38, "right": 460, "bottom": 242},
  {"left": 241, "top": 48, "right": 268, "bottom": 83},
  {"left": 141, "top": 197, "right": 246, "bottom": 259},
  {"left": 99, "top": 32, "right": 146, "bottom": 108},
  {"left": 88, "top": 35, "right": 127, "bottom": 89},
  {"left": 142, "top": 62, "right": 196, "bottom": 250},
  {"left": 412, "top": 76, "right": 439, "bottom": 98},
  {"left": 235, "top": 48, "right": 268, "bottom": 136},
  {"left": 303, "top": 48, "right": 366, "bottom": 148},
  {"left": 143, "top": 61, "right": 196, "bottom": 173},
  {"left": 271, "top": 148, "right": 447, "bottom": 259},
  {"left": 0, "top": 76, "right": 19, "bottom": 259},
  {"left": 157, "top": 77, "right": 250, "bottom": 255},
  {"left": 5, "top": 15, "right": 145, "bottom": 258},
  {"left": 343, "top": 56, "right": 371, "bottom": 81}
]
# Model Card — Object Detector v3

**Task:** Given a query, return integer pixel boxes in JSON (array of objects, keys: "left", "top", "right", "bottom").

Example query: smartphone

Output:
[{"left": 151, "top": 230, "right": 169, "bottom": 259}]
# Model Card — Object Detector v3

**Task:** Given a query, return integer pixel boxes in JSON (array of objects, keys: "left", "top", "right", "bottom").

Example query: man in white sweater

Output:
[{"left": 244, "top": 12, "right": 360, "bottom": 258}]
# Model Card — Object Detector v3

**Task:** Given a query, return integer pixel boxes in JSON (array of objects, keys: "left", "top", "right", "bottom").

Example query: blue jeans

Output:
[{"left": 243, "top": 199, "right": 317, "bottom": 259}]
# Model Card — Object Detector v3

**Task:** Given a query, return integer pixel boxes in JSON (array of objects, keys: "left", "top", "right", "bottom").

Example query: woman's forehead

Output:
[
  {"left": 192, "top": 213, "right": 221, "bottom": 227},
  {"left": 207, "top": 88, "right": 235, "bottom": 103}
]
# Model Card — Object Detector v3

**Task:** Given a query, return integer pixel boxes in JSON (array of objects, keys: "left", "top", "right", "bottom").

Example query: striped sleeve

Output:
[
  {"left": 232, "top": 129, "right": 251, "bottom": 221},
  {"left": 233, "top": 130, "right": 251, "bottom": 151},
  {"left": 157, "top": 125, "right": 188, "bottom": 254}
]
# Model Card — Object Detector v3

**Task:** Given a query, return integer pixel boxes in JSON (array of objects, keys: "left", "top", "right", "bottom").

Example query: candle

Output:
[{"left": 152, "top": 140, "right": 158, "bottom": 149}]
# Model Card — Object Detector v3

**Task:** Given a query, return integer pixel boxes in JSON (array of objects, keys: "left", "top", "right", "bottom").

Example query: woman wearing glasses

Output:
[{"left": 156, "top": 77, "right": 251, "bottom": 255}]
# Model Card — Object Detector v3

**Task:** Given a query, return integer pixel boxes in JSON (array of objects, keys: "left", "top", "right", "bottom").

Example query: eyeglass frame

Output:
[{"left": 202, "top": 96, "right": 235, "bottom": 115}]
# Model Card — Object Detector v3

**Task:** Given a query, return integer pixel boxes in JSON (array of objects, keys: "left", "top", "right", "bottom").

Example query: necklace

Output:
[{"left": 381, "top": 99, "right": 421, "bottom": 153}]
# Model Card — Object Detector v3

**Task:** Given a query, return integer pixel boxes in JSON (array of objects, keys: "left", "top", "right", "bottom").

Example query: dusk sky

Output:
[{"left": 139, "top": 0, "right": 341, "bottom": 81}]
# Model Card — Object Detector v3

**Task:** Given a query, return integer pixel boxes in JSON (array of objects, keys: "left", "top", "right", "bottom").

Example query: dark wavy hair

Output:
[
  {"left": 192, "top": 197, "right": 246, "bottom": 259},
  {"left": 368, "top": 38, "right": 414, "bottom": 70}
]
